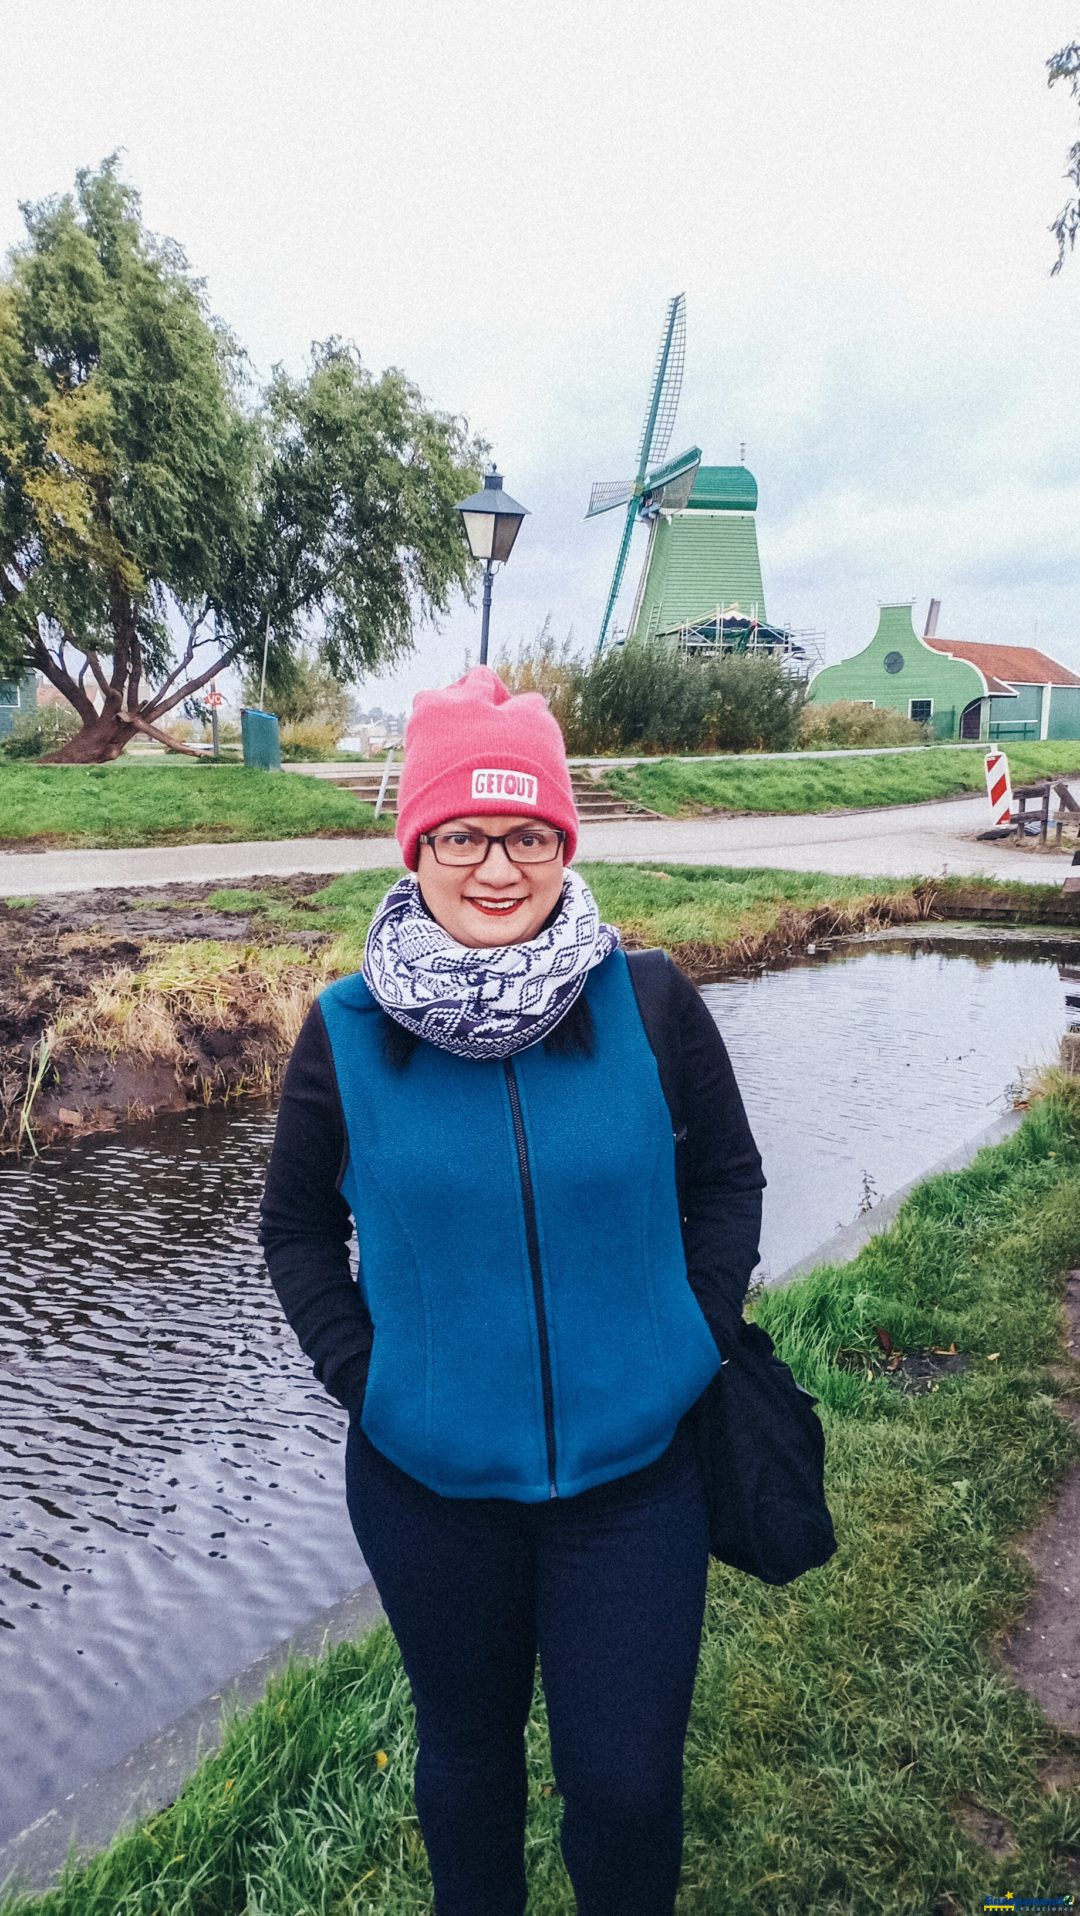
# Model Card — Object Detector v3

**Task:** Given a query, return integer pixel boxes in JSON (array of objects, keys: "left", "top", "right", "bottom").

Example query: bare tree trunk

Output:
[
  {"left": 42, "top": 713, "right": 138, "bottom": 763},
  {"left": 20, "top": 580, "right": 240, "bottom": 762}
]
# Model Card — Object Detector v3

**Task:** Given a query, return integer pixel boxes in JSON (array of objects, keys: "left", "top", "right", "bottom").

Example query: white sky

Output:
[{"left": 3, "top": 0, "right": 1079, "bottom": 709}]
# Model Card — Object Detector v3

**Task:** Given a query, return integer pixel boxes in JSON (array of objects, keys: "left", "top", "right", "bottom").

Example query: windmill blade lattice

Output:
[
  {"left": 637, "top": 293, "right": 686, "bottom": 473},
  {"left": 586, "top": 479, "right": 637, "bottom": 518},
  {"left": 588, "top": 293, "right": 690, "bottom": 654}
]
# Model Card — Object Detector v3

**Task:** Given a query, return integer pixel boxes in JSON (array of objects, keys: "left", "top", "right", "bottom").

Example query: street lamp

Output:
[{"left": 456, "top": 467, "right": 529, "bottom": 666}]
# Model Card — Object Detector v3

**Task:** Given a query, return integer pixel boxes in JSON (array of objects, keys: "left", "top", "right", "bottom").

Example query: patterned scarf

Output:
[{"left": 362, "top": 869, "right": 620, "bottom": 1060}]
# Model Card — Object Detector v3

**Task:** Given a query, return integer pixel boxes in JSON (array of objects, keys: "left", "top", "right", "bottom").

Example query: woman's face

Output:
[{"left": 416, "top": 814, "right": 566, "bottom": 948}]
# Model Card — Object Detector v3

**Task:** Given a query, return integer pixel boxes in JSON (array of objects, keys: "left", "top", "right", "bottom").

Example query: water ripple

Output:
[{"left": 0, "top": 1102, "right": 362, "bottom": 1843}]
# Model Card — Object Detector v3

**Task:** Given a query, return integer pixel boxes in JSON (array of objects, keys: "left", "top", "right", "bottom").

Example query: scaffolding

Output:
[{"left": 657, "top": 605, "right": 824, "bottom": 680}]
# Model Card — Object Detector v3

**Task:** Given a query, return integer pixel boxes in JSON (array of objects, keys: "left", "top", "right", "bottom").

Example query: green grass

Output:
[
  {"left": 6, "top": 742, "right": 1080, "bottom": 851},
  {"left": 302, "top": 864, "right": 927, "bottom": 975},
  {"left": 306, "top": 864, "right": 1068, "bottom": 974},
  {"left": 584, "top": 862, "right": 917, "bottom": 949},
  {"left": 0, "top": 761, "right": 392, "bottom": 849},
  {"left": 203, "top": 888, "right": 275, "bottom": 914},
  {"left": 607, "top": 741, "right": 1080, "bottom": 817},
  {"left": 8, "top": 1087, "right": 1080, "bottom": 1912}
]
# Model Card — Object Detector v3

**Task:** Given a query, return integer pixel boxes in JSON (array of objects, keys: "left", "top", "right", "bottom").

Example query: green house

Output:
[
  {"left": 0, "top": 670, "right": 37, "bottom": 740},
  {"left": 807, "top": 604, "right": 1080, "bottom": 742}
]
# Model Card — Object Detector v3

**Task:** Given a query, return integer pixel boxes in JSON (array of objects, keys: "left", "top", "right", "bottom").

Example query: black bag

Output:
[{"left": 627, "top": 950, "right": 837, "bottom": 1585}]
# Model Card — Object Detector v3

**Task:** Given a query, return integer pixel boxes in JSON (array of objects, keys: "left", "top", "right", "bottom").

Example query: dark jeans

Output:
[{"left": 345, "top": 1416, "right": 709, "bottom": 1916}]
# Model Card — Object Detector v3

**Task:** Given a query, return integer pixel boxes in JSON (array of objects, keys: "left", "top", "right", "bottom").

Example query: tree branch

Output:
[
  {"left": 141, "top": 606, "right": 208, "bottom": 716},
  {"left": 31, "top": 632, "right": 100, "bottom": 724},
  {"left": 84, "top": 649, "right": 111, "bottom": 699},
  {"left": 122, "top": 710, "right": 206, "bottom": 755},
  {"left": 141, "top": 632, "right": 247, "bottom": 721}
]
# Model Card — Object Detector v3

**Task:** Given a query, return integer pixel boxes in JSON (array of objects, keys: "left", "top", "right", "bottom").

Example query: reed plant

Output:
[
  {"left": 497, "top": 632, "right": 804, "bottom": 755},
  {"left": 798, "top": 700, "right": 932, "bottom": 749},
  {"left": 52, "top": 941, "right": 334, "bottom": 1068}
]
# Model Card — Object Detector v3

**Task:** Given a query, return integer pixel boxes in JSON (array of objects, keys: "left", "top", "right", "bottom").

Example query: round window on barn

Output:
[{"left": 884, "top": 651, "right": 905, "bottom": 674}]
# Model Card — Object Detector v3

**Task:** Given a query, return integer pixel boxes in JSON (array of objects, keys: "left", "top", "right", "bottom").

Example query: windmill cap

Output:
[{"left": 395, "top": 666, "right": 578, "bottom": 871}]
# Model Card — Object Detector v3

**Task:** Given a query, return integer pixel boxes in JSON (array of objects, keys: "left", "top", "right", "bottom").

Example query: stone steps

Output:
[{"left": 322, "top": 767, "right": 660, "bottom": 824}]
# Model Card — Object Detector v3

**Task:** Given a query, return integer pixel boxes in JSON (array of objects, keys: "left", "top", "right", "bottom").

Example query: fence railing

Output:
[{"left": 989, "top": 720, "right": 1039, "bottom": 742}]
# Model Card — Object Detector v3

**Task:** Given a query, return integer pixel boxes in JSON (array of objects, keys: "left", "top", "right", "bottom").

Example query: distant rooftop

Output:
[{"left": 925, "top": 637, "right": 1080, "bottom": 691}]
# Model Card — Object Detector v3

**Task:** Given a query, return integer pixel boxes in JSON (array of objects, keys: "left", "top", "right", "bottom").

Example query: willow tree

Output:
[
  {"left": 0, "top": 159, "right": 482, "bottom": 761},
  {"left": 1049, "top": 41, "right": 1080, "bottom": 272}
]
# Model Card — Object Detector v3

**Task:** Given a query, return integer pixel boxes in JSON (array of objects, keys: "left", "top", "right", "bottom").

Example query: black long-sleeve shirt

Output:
[{"left": 259, "top": 963, "right": 765, "bottom": 1422}]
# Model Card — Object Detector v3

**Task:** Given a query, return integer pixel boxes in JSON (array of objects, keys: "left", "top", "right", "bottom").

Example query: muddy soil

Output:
[
  {"left": 0, "top": 874, "right": 333, "bottom": 1154},
  {"left": 998, "top": 1270, "right": 1080, "bottom": 1734}
]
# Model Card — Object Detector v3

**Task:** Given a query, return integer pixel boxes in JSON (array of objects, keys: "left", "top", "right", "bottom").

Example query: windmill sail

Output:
[
  {"left": 637, "top": 295, "right": 686, "bottom": 472},
  {"left": 586, "top": 480, "right": 636, "bottom": 518},
  {"left": 588, "top": 294, "right": 693, "bottom": 654}
]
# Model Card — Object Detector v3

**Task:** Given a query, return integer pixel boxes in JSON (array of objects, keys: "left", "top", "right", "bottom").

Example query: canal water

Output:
[{"left": 0, "top": 939, "right": 1070, "bottom": 1842}]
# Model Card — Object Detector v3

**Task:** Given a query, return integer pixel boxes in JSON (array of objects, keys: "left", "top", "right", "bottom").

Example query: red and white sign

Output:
[
  {"left": 984, "top": 749, "right": 1012, "bottom": 825},
  {"left": 206, "top": 690, "right": 224, "bottom": 709}
]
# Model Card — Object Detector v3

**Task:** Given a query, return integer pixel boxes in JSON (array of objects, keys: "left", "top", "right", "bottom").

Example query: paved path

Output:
[
  {"left": 581, "top": 795, "right": 1066, "bottom": 881},
  {"left": 0, "top": 795, "right": 1065, "bottom": 894},
  {"left": 287, "top": 742, "right": 994, "bottom": 777}
]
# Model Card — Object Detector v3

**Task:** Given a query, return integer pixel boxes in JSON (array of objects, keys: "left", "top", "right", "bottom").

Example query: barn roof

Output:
[{"left": 925, "top": 638, "right": 1080, "bottom": 691}]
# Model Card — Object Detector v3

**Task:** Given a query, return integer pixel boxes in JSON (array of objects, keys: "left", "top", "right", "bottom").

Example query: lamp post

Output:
[{"left": 455, "top": 468, "right": 529, "bottom": 666}]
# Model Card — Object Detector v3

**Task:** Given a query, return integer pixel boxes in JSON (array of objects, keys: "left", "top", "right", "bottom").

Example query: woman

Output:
[{"left": 260, "top": 666, "right": 765, "bottom": 1915}]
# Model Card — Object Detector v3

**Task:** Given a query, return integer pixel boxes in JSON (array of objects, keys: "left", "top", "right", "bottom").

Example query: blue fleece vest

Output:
[{"left": 318, "top": 950, "right": 720, "bottom": 1500}]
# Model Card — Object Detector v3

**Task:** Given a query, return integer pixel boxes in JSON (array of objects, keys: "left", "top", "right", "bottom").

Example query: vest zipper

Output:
[{"left": 503, "top": 1059, "right": 558, "bottom": 1498}]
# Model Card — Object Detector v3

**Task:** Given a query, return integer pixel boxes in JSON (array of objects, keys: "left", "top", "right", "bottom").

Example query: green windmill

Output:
[
  {"left": 588, "top": 295, "right": 792, "bottom": 665},
  {"left": 586, "top": 293, "right": 701, "bottom": 656}
]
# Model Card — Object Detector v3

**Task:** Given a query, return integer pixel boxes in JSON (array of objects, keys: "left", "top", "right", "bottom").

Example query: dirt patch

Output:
[
  {"left": 998, "top": 1270, "right": 1080, "bottom": 1734},
  {"left": 891, "top": 1349, "right": 973, "bottom": 1392},
  {"left": 925, "top": 884, "right": 1080, "bottom": 927},
  {"left": 0, "top": 833, "right": 70, "bottom": 852},
  {"left": 1040, "top": 1752, "right": 1080, "bottom": 1795},
  {"left": 833, "top": 1344, "right": 974, "bottom": 1392},
  {"left": 951, "top": 1797, "right": 1017, "bottom": 1858},
  {"left": 0, "top": 875, "right": 337, "bottom": 1155}
]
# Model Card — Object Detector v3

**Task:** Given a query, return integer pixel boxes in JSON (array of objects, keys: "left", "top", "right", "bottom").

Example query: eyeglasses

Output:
[{"left": 419, "top": 824, "right": 566, "bottom": 867}]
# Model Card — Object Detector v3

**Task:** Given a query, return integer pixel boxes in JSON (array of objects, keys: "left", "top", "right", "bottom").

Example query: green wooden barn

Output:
[
  {"left": 807, "top": 603, "right": 1080, "bottom": 742},
  {"left": 0, "top": 670, "right": 37, "bottom": 740}
]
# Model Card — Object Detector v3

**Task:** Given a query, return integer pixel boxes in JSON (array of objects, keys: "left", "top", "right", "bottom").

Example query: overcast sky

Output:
[{"left": 3, "top": 0, "right": 1079, "bottom": 708}]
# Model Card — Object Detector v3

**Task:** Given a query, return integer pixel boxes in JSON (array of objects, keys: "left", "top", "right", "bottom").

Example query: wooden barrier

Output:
[{"left": 1014, "top": 780, "right": 1080, "bottom": 848}]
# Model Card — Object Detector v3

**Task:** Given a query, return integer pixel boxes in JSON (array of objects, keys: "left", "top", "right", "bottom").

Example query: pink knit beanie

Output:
[{"left": 396, "top": 667, "right": 578, "bottom": 871}]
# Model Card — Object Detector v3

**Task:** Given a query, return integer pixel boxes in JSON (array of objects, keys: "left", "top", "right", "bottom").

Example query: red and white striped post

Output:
[{"left": 984, "top": 749, "right": 1012, "bottom": 827}]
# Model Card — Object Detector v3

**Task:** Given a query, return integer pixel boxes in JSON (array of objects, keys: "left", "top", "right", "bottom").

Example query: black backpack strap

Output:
[{"left": 626, "top": 949, "right": 688, "bottom": 1212}]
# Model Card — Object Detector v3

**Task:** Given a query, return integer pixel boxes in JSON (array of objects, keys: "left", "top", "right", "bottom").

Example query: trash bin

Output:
[{"left": 241, "top": 708, "right": 281, "bottom": 771}]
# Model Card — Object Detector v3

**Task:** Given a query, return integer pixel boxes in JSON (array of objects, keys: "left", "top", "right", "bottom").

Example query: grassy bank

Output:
[
  {"left": 606, "top": 741, "right": 1080, "bottom": 817},
  {"left": 0, "top": 761, "right": 389, "bottom": 849},
  {"left": 3, "top": 866, "right": 1073, "bottom": 1155},
  {"left": 5, "top": 743, "right": 1080, "bottom": 851},
  {"left": 7, "top": 1086, "right": 1080, "bottom": 1912}
]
